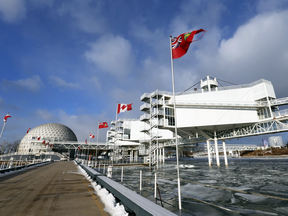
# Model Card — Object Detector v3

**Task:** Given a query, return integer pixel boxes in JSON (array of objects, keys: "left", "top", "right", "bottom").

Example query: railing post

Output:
[{"left": 121, "top": 166, "right": 123, "bottom": 182}]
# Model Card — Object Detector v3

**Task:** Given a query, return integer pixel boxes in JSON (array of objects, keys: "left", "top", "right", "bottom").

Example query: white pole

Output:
[
  {"left": 214, "top": 131, "right": 220, "bottom": 166},
  {"left": 154, "top": 172, "right": 157, "bottom": 199},
  {"left": 170, "top": 35, "right": 182, "bottom": 210},
  {"left": 207, "top": 140, "right": 212, "bottom": 166},
  {"left": 163, "top": 148, "right": 165, "bottom": 163},
  {"left": 0, "top": 121, "right": 7, "bottom": 141},
  {"left": 121, "top": 166, "right": 123, "bottom": 182},
  {"left": 156, "top": 147, "right": 159, "bottom": 170},
  {"left": 96, "top": 123, "right": 99, "bottom": 163},
  {"left": 140, "top": 170, "right": 142, "bottom": 191},
  {"left": 113, "top": 103, "right": 118, "bottom": 167},
  {"left": 87, "top": 137, "right": 90, "bottom": 166},
  {"left": 223, "top": 140, "right": 228, "bottom": 166}
]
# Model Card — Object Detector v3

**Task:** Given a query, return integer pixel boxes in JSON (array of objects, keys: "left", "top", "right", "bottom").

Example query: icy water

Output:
[{"left": 109, "top": 158, "right": 288, "bottom": 216}]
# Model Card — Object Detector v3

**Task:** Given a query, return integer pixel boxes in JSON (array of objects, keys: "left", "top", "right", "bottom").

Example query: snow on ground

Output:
[{"left": 77, "top": 164, "right": 128, "bottom": 216}]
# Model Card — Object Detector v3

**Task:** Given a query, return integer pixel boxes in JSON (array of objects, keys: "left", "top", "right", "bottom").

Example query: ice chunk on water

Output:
[
  {"left": 180, "top": 183, "right": 231, "bottom": 202},
  {"left": 274, "top": 207, "right": 288, "bottom": 214},
  {"left": 198, "top": 180, "right": 217, "bottom": 184},
  {"left": 260, "top": 183, "right": 288, "bottom": 191},
  {"left": 234, "top": 192, "right": 267, "bottom": 203}
]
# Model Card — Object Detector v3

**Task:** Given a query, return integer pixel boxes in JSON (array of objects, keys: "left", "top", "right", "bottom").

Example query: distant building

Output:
[
  {"left": 18, "top": 123, "right": 77, "bottom": 154},
  {"left": 268, "top": 136, "right": 284, "bottom": 147}
]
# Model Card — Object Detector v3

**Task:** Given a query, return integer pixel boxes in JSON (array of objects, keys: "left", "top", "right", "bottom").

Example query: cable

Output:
[{"left": 178, "top": 81, "right": 200, "bottom": 96}]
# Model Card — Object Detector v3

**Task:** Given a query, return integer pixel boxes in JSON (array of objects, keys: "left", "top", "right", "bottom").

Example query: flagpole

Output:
[
  {"left": 170, "top": 35, "right": 182, "bottom": 210},
  {"left": 0, "top": 121, "right": 6, "bottom": 141},
  {"left": 88, "top": 137, "right": 90, "bottom": 165},
  {"left": 97, "top": 122, "right": 99, "bottom": 164},
  {"left": 112, "top": 103, "right": 118, "bottom": 168}
]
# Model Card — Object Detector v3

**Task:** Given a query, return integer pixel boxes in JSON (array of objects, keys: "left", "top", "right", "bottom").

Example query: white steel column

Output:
[
  {"left": 207, "top": 140, "right": 212, "bottom": 166},
  {"left": 156, "top": 147, "right": 159, "bottom": 169},
  {"left": 153, "top": 150, "right": 155, "bottom": 164},
  {"left": 214, "top": 132, "right": 220, "bottom": 166},
  {"left": 163, "top": 148, "right": 165, "bottom": 163},
  {"left": 134, "top": 150, "right": 138, "bottom": 162},
  {"left": 130, "top": 150, "right": 133, "bottom": 162},
  {"left": 222, "top": 140, "right": 228, "bottom": 166}
]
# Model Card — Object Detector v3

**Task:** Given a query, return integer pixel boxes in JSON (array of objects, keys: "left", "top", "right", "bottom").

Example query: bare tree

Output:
[{"left": 0, "top": 140, "right": 20, "bottom": 154}]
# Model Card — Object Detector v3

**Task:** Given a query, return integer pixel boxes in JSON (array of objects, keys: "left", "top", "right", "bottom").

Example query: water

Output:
[{"left": 109, "top": 158, "right": 288, "bottom": 216}]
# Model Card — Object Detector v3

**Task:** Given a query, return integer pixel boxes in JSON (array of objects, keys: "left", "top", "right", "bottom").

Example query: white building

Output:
[
  {"left": 106, "top": 118, "right": 173, "bottom": 161},
  {"left": 107, "top": 76, "right": 288, "bottom": 166},
  {"left": 140, "top": 76, "right": 288, "bottom": 166},
  {"left": 18, "top": 123, "right": 78, "bottom": 154},
  {"left": 268, "top": 136, "right": 284, "bottom": 147}
]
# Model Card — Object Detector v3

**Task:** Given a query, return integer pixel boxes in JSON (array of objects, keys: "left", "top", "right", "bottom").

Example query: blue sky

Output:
[{"left": 1, "top": 0, "right": 288, "bottom": 144}]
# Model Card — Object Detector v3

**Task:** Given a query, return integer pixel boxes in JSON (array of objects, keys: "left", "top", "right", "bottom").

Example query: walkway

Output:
[{"left": 0, "top": 161, "right": 110, "bottom": 216}]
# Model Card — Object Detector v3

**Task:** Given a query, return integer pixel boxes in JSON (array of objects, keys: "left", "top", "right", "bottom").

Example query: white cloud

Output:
[
  {"left": 90, "top": 77, "right": 101, "bottom": 90},
  {"left": 49, "top": 75, "right": 80, "bottom": 89},
  {"left": 0, "top": 0, "right": 26, "bottom": 23},
  {"left": 57, "top": 0, "right": 106, "bottom": 34},
  {"left": 196, "top": 10, "right": 288, "bottom": 92},
  {"left": 36, "top": 108, "right": 56, "bottom": 121},
  {"left": 1, "top": 75, "right": 43, "bottom": 93},
  {"left": 85, "top": 34, "right": 135, "bottom": 76}
]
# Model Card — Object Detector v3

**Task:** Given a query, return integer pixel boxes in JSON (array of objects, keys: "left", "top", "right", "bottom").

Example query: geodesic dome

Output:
[{"left": 18, "top": 123, "right": 77, "bottom": 154}]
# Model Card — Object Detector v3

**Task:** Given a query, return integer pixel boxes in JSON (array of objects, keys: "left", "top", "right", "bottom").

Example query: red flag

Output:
[
  {"left": 3, "top": 113, "right": 11, "bottom": 122},
  {"left": 78, "top": 145, "right": 81, "bottom": 149},
  {"left": 27, "top": 128, "right": 31, "bottom": 134},
  {"left": 85, "top": 139, "right": 87, "bottom": 144},
  {"left": 50, "top": 144, "right": 53, "bottom": 148},
  {"left": 38, "top": 136, "right": 41, "bottom": 140},
  {"left": 89, "top": 133, "right": 95, "bottom": 138},
  {"left": 99, "top": 122, "right": 109, "bottom": 129},
  {"left": 42, "top": 140, "right": 45, "bottom": 144},
  {"left": 171, "top": 29, "right": 207, "bottom": 59},
  {"left": 117, "top": 103, "right": 132, "bottom": 114},
  {"left": 45, "top": 141, "right": 49, "bottom": 146}
]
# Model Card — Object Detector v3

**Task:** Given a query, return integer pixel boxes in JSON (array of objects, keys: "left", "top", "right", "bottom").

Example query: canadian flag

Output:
[
  {"left": 42, "top": 140, "right": 46, "bottom": 144},
  {"left": 38, "top": 136, "right": 41, "bottom": 140},
  {"left": 117, "top": 103, "right": 132, "bottom": 114},
  {"left": 27, "top": 128, "right": 31, "bottom": 134},
  {"left": 3, "top": 113, "right": 11, "bottom": 122},
  {"left": 78, "top": 145, "right": 81, "bottom": 149},
  {"left": 90, "top": 133, "right": 95, "bottom": 138}
]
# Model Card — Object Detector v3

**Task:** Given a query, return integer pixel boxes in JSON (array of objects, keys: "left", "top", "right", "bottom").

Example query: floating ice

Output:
[
  {"left": 260, "top": 183, "right": 288, "bottom": 191},
  {"left": 234, "top": 192, "right": 267, "bottom": 203},
  {"left": 274, "top": 207, "right": 288, "bottom": 214}
]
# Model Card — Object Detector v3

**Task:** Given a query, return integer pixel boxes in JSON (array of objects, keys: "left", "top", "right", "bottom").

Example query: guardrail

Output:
[
  {"left": 0, "top": 161, "right": 50, "bottom": 174},
  {"left": 77, "top": 162, "right": 176, "bottom": 216}
]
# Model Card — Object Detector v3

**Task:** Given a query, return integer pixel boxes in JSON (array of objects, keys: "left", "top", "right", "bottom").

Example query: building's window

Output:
[
  {"left": 165, "top": 107, "right": 175, "bottom": 126},
  {"left": 124, "top": 128, "right": 130, "bottom": 139},
  {"left": 257, "top": 107, "right": 271, "bottom": 119}
]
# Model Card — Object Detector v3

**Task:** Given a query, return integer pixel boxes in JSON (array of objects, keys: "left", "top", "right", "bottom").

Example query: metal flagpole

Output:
[
  {"left": 112, "top": 103, "right": 118, "bottom": 167},
  {"left": 88, "top": 137, "right": 90, "bottom": 165},
  {"left": 170, "top": 35, "right": 182, "bottom": 210},
  {"left": 0, "top": 121, "right": 7, "bottom": 141},
  {"left": 96, "top": 122, "right": 99, "bottom": 164}
]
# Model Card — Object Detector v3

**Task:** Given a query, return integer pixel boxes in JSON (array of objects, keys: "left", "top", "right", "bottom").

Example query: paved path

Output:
[{"left": 0, "top": 161, "right": 110, "bottom": 216}]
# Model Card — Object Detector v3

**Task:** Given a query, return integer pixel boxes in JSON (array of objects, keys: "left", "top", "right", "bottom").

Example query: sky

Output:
[{"left": 1, "top": 0, "right": 288, "bottom": 145}]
